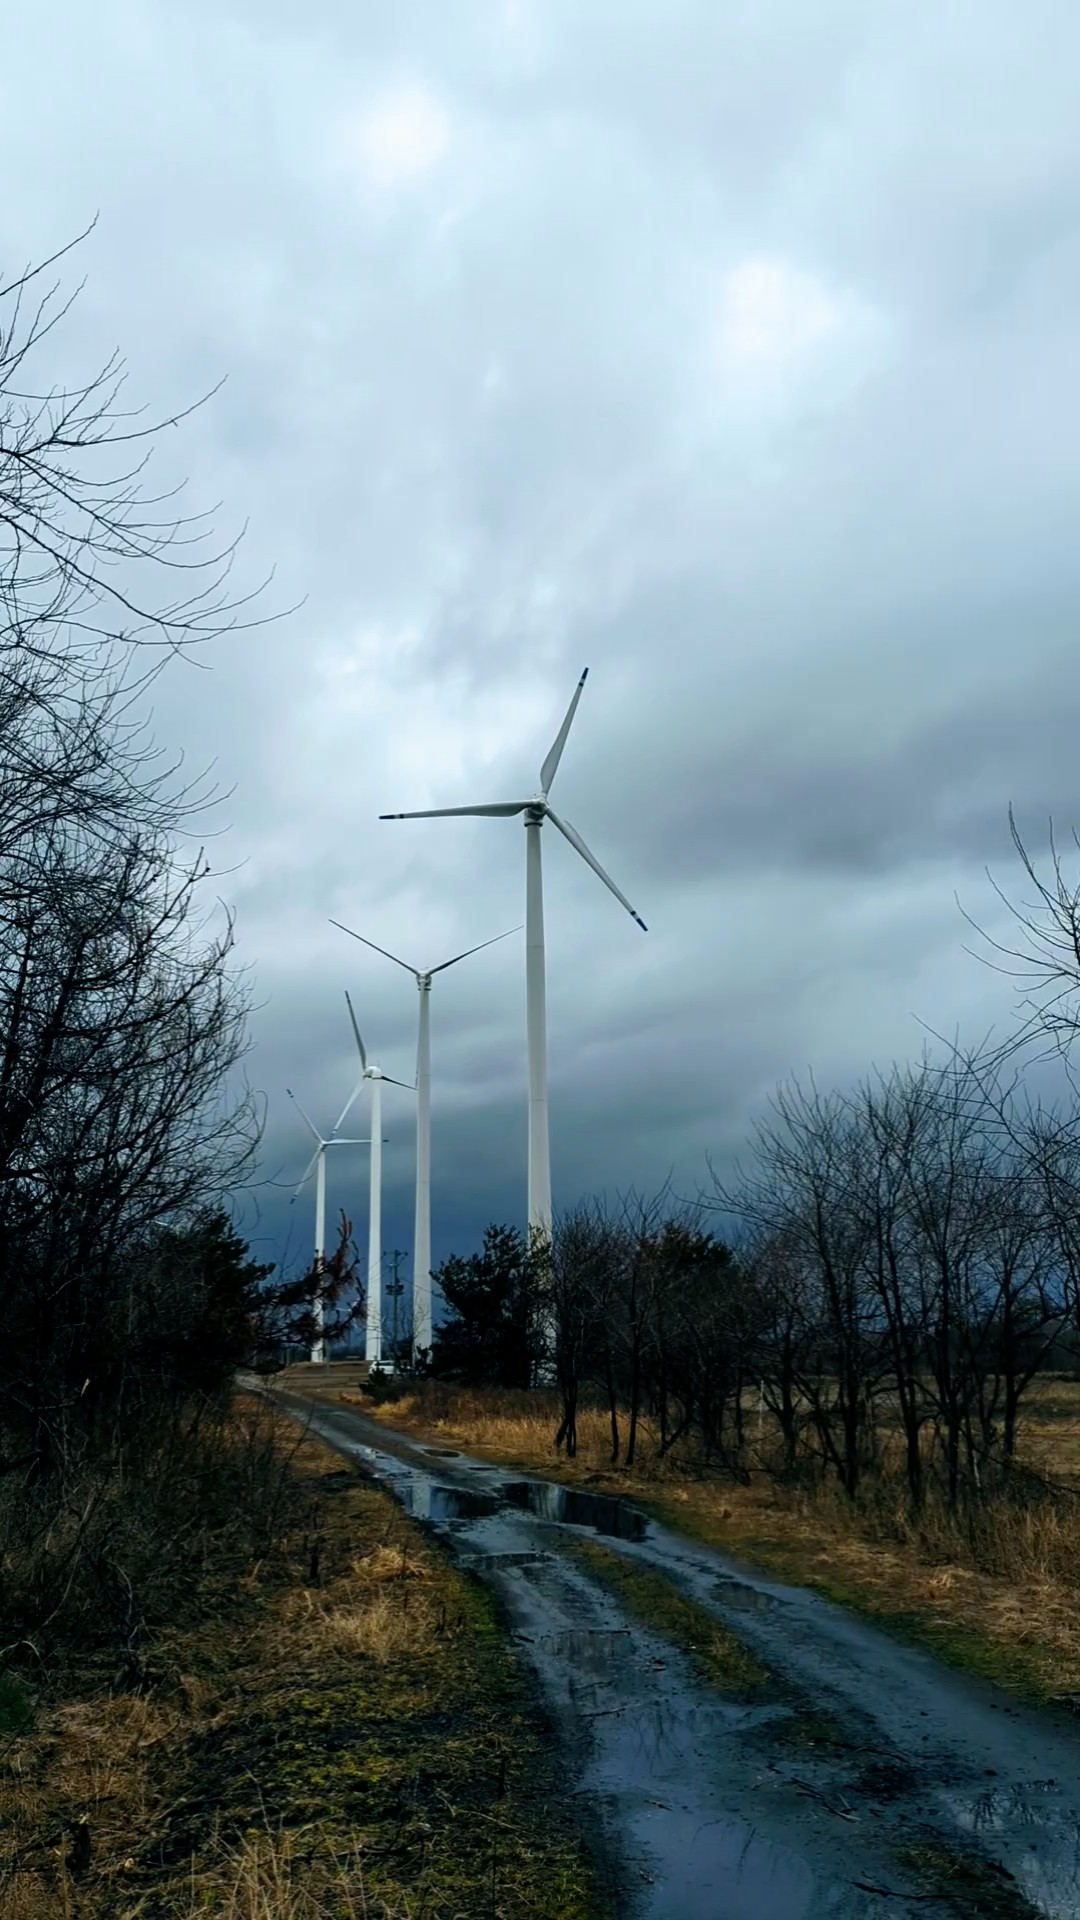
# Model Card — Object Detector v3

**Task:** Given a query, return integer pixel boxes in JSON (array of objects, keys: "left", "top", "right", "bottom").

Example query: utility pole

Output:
[{"left": 386, "top": 1249, "right": 407, "bottom": 1371}]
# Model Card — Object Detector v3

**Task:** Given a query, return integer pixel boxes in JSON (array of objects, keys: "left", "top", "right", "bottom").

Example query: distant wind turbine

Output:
[
  {"left": 337, "top": 995, "right": 415, "bottom": 1367},
  {"left": 287, "top": 1088, "right": 371, "bottom": 1364},
  {"left": 380, "top": 668, "right": 646, "bottom": 1239},
  {"left": 329, "top": 919, "right": 520, "bottom": 1359}
]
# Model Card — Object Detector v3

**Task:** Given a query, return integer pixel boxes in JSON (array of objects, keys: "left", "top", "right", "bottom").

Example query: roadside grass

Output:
[
  {"left": 334, "top": 1376, "right": 1080, "bottom": 1709},
  {"left": 0, "top": 1398, "right": 601, "bottom": 1919},
  {"left": 558, "top": 1536, "right": 853, "bottom": 1758},
  {"left": 560, "top": 1536, "right": 772, "bottom": 1698},
  {"left": 182, "top": 1828, "right": 404, "bottom": 1918}
]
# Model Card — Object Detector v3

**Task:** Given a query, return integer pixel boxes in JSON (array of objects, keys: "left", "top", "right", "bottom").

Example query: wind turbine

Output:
[
  {"left": 380, "top": 668, "right": 646, "bottom": 1240},
  {"left": 337, "top": 995, "right": 415, "bottom": 1368},
  {"left": 329, "top": 919, "right": 520, "bottom": 1360},
  {"left": 287, "top": 1088, "right": 371, "bottom": 1364}
]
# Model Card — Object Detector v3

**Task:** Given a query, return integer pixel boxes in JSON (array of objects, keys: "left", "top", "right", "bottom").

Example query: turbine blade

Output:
[
  {"left": 291, "top": 1145, "right": 321, "bottom": 1199},
  {"left": 330, "top": 920, "right": 418, "bottom": 977},
  {"left": 540, "top": 668, "right": 588, "bottom": 795},
  {"left": 428, "top": 926, "right": 522, "bottom": 975},
  {"left": 332, "top": 1075, "right": 365, "bottom": 1136},
  {"left": 286, "top": 1088, "right": 323, "bottom": 1145},
  {"left": 380, "top": 802, "right": 530, "bottom": 820},
  {"left": 382, "top": 1075, "right": 417, "bottom": 1091},
  {"left": 545, "top": 807, "right": 648, "bottom": 931},
  {"left": 343, "top": 990, "right": 368, "bottom": 1071},
  {"left": 327, "top": 1136, "right": 373, "bottom": 1146}
]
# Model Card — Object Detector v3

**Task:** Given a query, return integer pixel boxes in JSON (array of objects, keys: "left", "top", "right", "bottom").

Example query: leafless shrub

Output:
[{"left": 0, "top": 234, "right": 285, "bottom": 1676}]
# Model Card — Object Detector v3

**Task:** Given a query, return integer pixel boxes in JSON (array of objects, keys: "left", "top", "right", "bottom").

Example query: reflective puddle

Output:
[
  {"left": 284, "top": 1396, "right": 1080, "bottom": 1920},
  {"left": 396, "top": 1481, "right": 501, "bottom": 1523},
  {"left": 499, "top": 1477, "right": 649, "bottom": 1540},
  {"left": 712, "top": 1576, "right": 776, "bottom": 1612}
]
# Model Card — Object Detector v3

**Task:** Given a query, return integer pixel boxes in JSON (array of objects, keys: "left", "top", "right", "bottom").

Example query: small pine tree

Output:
[{"left": 430, "top": 1224, "right": 545, "bottom": 1387}]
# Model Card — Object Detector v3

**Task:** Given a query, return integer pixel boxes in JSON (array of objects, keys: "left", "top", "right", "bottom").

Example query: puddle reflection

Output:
[
  {"left": 397, "top": 1480, "right": 501, "bottom": 1522},
  {"left": 499, "top": 1478, "right": 649, "bottom": 1540}
]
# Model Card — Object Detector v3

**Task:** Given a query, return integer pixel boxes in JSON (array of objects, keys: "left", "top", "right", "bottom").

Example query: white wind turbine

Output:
[
  {"left": 380, "top": 668, "right": 646, "bottom": 1240},
  {"left": 329, "top": 919, "right": 520, "bottom": 1360},
  {"left": 337, "top": 994, "right": 415, "bottom": 1368},
  {"left": 287, "top": 1088, "right": 371, "bottom": 1365}
]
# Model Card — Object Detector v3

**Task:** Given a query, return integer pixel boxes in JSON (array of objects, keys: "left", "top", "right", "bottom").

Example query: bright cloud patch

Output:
[
  {"left": 343, "top": 83, "right": 451, "bottom": 190},
  {"left": 710, "top": 255, "right": 889, "bottom": 418},
  {"left": 718, "top": 258, "right": 845, "bottom": 370}
]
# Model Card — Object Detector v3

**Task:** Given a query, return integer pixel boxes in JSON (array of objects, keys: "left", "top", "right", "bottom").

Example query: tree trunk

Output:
[{"left": 604, "top": 1356, "right": 620, "bottom": 1465}]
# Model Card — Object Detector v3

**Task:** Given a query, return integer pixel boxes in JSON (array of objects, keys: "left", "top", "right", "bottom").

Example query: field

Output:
[
  {"left": 0, "top": 1396, "right": 599, "bottom": 1920},
  {"left": 350, "top": 1374, "right": 1080, "bottom": 1707}
]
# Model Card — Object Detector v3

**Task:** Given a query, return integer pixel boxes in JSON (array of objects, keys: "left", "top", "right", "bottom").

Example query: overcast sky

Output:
[{"left": 3, "top": 1, "right": 1079, "bottom": 1287}]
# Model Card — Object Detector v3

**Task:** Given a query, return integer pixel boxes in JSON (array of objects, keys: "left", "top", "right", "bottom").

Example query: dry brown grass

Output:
[
  {"left": 367, "top": 1385, "right": 613, "bottom": 1468},
  {"left": 0, "top": 1396, "right": 598, "bottom": 1920},
  {"left": 279, "top": 1539, "right": 437, "bottom": 1664},
  {"left": 180, "top": 1827, "right": 408, "bottom": 1919},
  {"left": 356, "top": 1378, "right": 1080, "bottom": 1705}
]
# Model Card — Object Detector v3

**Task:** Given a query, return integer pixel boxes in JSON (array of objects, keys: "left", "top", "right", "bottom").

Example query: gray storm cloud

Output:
[{"left": 1, "top": 0, "right": 1076, "bottom": 1274}]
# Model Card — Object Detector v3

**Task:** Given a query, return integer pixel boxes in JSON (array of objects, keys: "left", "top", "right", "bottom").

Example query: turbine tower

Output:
[
  {"left": 338, "top": 994, "right": 414, "bottom": 1367},
  {"left": 380, "top": 668, "right": 646, "bottom": 1239},
  {"left": 329, "top": 920, "right": 519, "bottom": 1360},
  {"left": 287, "top": 1088, "right": 370, "bottom": 1364}
]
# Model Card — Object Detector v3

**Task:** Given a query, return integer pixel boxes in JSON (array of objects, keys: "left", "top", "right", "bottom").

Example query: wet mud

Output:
[{"left": 274, "top": 1392, "right": 1080, "bottom": 1920}]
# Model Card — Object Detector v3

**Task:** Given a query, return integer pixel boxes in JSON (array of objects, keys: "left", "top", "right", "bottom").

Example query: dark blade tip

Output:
[
  {"left": 634, "top": 915, "right": 648, "bottom": 932},
  {"left": 580, "top": 666, "right": 589, "bottom": 682},
  {"left": 379, "top": 812, "right": 402, "bottom": 819}
]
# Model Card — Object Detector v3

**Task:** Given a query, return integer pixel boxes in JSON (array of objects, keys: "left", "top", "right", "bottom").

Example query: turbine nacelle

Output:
[
  {"left": 330, "top": 920, "right": 520, "bottom": 994},
  {"left": 378, "top": 669, "right": 647, "bottom": 934},
  {"left": 285, "top": 1087, "right": 372, "bottom": 1200},
  {"left": 378, "top": 666, "right": 647, "bottom": 1241},
  {"left": 331, "top": 917, "right": 522, "bottom": 1363}
]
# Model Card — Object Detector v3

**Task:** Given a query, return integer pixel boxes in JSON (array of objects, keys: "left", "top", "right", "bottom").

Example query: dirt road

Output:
[{"left": 271, "top": 1389, "right": 1080, "bottom": 1920}]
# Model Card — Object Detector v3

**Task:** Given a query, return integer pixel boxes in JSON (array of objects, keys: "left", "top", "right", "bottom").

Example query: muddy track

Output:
[{"left": 269, "top": 1390, "right": 1080, "bottom": 1920}]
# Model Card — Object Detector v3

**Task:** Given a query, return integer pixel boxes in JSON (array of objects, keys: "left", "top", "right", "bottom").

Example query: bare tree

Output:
[
  {"left": 0, "top": 226, "right": 268, "bottom": 671},
  {"left": 711, "top": 1080, "right": 883, "bottom": 1496},
  {"left": 548, "top": 1205, "right": 609, "bottom": 1458},
  {"left": 0, "top": 234, "right": 270, "bottom": 1483},
  {"left": 962, "top": 809, "right": 1080, "bottom": 1064}
]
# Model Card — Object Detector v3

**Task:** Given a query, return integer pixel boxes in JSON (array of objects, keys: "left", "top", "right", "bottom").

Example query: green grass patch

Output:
[
  {"left": 746, "top": 1553, "right": 1055, "bottom": 1704},
  {"left": 1, "top": 1420, "right": 604, "bottom": 1920},
  {"left": 165, "top": 1474, "right": 602, "bottom": 1920},
  {"left": 633, "top": 1496, "right": 1062, "bottom": 1706},
  {"left": 563, "top": 1536, "right": 773, "bottom": 1698},
  {"left": 898, "top": 1841, "right": 1041, "bottom": 1918}
]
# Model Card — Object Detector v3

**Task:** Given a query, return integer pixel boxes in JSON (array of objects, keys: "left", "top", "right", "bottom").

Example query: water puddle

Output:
[
  {"left": 943, "top": 1779, "right": 1080, "bottom": 1915},
  {"left": 396, "top": 1481, "right": 501, "bottom": 1523},
  {"left": 458, "top": 1549, "right": 553, "bottom": 1570},
  {"left": 283, "top": 1398, "right": 992, "bottom": 1917},
  {"left": 712, "top": 1576, "right": 776, "bottom": 1612},
  {"left": 583, "top": 1690, "right": 854, "bottom": 1918},
  {"left": 499, "top": 1478, "right": 649, "bottom": 1540}
]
